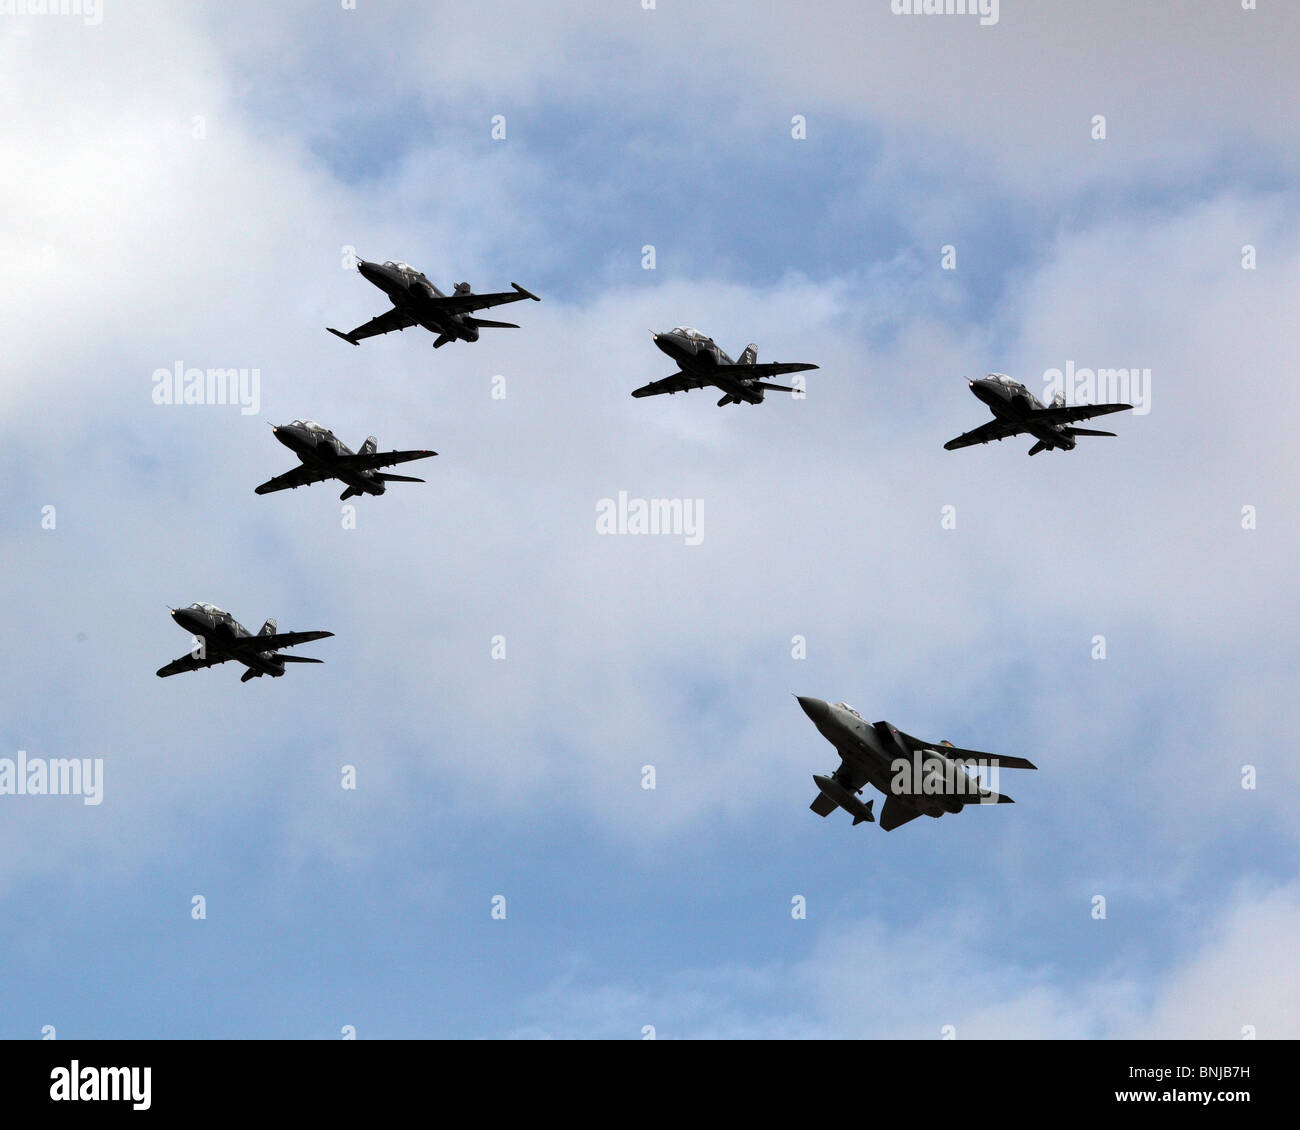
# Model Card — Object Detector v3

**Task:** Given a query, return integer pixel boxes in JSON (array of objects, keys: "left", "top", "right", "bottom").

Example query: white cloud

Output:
[{"left": 513, "top": 882, "right": 1300, "bottom": 1038}]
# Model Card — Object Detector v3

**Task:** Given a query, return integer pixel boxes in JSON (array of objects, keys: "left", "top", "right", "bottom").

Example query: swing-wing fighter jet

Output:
[{"left": 797, "top": 696, "right": 1036, "bottom": 831}]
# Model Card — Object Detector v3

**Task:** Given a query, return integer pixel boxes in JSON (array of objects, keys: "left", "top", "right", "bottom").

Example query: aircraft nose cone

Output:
[{"left": 796, "top": 696, "right": 831, "bottom": 723}]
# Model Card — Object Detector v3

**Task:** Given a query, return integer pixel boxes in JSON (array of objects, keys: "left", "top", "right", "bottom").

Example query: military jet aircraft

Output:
[
  {"left": 327, "top": 258, "right": 540, "bottom": 349},
  {"left": 631, "top": 327, "right": 818, "bottom": 407},
  {"left": 945, "top": 374, "right": 1132, "bottom": 455},
  {"left": 157, "top": 603, "right": 333, "bottom": 683},
  {"left": 796, "top": 696, "right": 1036, "bottom": 831},
  {"left": 255, "top": 420, "right": 436, "bottom": 501}
]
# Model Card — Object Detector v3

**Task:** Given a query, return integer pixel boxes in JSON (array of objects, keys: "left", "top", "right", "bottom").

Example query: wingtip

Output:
[{"left": 327, "top": 327, "right": 359, "bottom": 345}]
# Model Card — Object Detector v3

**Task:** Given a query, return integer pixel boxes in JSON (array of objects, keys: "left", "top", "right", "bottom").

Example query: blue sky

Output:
[{"left": 2, "top": 0, "right": 1297, "bottom": 1039}]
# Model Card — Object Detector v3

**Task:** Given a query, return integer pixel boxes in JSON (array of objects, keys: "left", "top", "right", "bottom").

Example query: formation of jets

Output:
[{"left": 157, "top": 252, "right": 1144, "bottom": 835}]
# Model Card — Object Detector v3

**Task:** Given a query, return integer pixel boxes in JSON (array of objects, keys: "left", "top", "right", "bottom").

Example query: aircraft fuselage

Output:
[
  {"left": 797, "top": 697, "right": 977, "bottom": 817},
  {"left": 169, "top": 606, "right": 286, "bottom": 677},
  {"left": 357, "top": 260, "right": 479, "bottom": 342},
  {"left": 652, "top": 331, "right": 765, "bottom": 404},
  {"left": 970, "top": 377, "right": 1077, "bottom": 451},
  {"left": 272, "top": 423, "right": 385, "bottom": 496}
]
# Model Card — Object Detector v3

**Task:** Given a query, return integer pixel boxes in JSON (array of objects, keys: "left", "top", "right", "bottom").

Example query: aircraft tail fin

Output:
[
  {"left": 1050, "top": 390, "right": 1066, "bottom": 409},
  {"left": 360, "top": 436, "right": 378, "bottom": 455},
  {"left": 737, "top": 343, "right": 758, "bottom": 366},
  {"left": 258, "top": 618, "right": 277, "bottom": 637}
]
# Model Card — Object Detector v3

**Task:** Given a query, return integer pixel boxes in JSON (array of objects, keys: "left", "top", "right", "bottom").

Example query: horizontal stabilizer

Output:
[
  {"left": 464, "top": 317, "right": 520, "bottom": 330},
  {"left": 879, "top": 796, "right": 922, "bottom": 832},
  {"left": 1064, "top": 427, "right": 1117, "bottom": 437},
  {"left": 373, "top": 472, "right": 425, "bottom": 483},
  {"left": 276, "top": 655, "right": 323, "bottom": 664}
]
